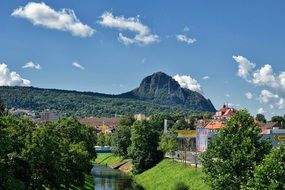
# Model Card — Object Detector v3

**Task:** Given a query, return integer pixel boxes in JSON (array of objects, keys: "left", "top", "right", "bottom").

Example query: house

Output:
[
  {"left": 79, "top": 117, "right": 120, "bottom": 133},
  {"left": 204, "top": 121, "right": 225, "bottom": 133},
  {"left": 213, "top": 104, "right": 238, "bottom": 120}
]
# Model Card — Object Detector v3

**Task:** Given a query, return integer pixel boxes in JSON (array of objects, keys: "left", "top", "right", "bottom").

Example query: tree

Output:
[
  {"left": 158, "top": 134, "right": 178, "bottom": 158},
  {"left": 0, "top": 98, "right": 5, "bottom": 116},
  {"left": 128, "top": 120, "right": 163, "bottom": 174},
  {"left": 149, "top": 112, "right": 175, "bottom": 131},
  {"left": 119, "top": 114, "right": 135, "bottom": 126},
  {"left": 249, "top": 144, "right": 285, "bottom": 189},
  {"left": 256, "top": 113, "right": 266, "bottom": 123},
  {"left": 201, "top": 110, "right": 272, "bottom": 190},
  {"left": 97, "top": 133, "right": 106, "bottom": 146},
  {"left": 111, "top": 125, "right": 131, "bottom": 158},
  {"left": 172, "top": 118, "right": 189, "bottom": 130},
  {"left": 271, "top": 115, "right": 285, "bottom": 128}
]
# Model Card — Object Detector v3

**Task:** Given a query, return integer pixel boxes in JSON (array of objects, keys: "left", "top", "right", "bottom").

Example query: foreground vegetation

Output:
[{"left": 0, "top": 114, "right": 97, "bottom": 189}]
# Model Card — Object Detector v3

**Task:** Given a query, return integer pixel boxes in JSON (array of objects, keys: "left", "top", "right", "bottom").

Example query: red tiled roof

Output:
[
  {"left": 80, "top": 117, "right": 120, "bottom": 127},
  {"left": 205, "top": 121, "right": 225, "bottom": 129}
]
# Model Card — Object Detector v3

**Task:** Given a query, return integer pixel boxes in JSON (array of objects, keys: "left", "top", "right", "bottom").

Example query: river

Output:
[{"left": 91, "top": 164, "right": 137, "bottom": 190}]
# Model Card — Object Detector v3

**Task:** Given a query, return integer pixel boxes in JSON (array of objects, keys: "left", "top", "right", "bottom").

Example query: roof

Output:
[
  {"left": 80, "top": 117, "right": 120, "bottom": 127},
  {"left": 205, "top": 121, "right": 225, "bottom": 129},
  {"left": 259, "top": 122, "right": 279, "bottom": 129}
]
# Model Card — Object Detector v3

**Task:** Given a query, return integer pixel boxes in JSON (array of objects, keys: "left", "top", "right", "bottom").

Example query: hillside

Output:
[{"left": 0, "top": 72, "right": 215, "bottom": 117}]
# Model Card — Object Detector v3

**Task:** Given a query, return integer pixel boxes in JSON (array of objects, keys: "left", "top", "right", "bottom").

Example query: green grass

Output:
[
  {"left": 135, "top": 159, "right": 210, "bottom": 190},
  {"left": 95, "top": 153, "right": 124, "bottom": 166}
]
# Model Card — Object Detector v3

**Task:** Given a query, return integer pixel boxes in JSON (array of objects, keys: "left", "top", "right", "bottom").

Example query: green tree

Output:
[
  {"left": 256, "top": 113, "right": 266, "bottom": 123},
  {"left": 249, "top": 144, "right": 285, "bottom": 189},
  {"left": 271, "top": 115, "right": 285, "bottom": 128},
  {"left": 119, "top": 114, "right": 135, "bottom": 126},
  {"left": 201, "top": 110, "right": 272, "bottom": 190},
  {"left": 158, "top": 134, "right": 178, "bottom": 158},
  {"left": 97, "top": 133, "right": 106, "bottom": 146},
  {"left": 111, "top": 125, "right": 131, "bottom": 158},
  {"left": 128, "top": 120, "right": 163, "bottom": 174},
  {"left": 0, "top": 98, "right": 5, "bottom": 116},
  {"left": 149, "top": 112, "right": 175, "bottom": 131},
  {"left": 172, "top": 118, "right": 189, "bottom": 130}
]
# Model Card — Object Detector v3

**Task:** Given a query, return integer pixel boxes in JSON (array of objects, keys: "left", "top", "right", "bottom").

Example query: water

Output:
[{"left": 91, "top": 164, "right": 135, "bottom": 190}]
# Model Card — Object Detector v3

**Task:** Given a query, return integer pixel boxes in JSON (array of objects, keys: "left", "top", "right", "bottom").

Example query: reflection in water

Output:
[{"left": 91, "top": 164, "right": 134, "bottom": 190}]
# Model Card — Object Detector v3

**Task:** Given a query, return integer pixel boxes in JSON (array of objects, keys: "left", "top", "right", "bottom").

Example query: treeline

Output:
[
  {"left": 0, "top": 114, "right": 97, "bottom": 189},
  {"left": 0, "top": 86, "right": 213, "bottom": 117}
]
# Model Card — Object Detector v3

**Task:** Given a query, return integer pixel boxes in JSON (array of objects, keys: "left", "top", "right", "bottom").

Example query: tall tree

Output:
[
  {"left": 158, "top": 134, "right": 178, "bottom": 158},
  {"left": 201, "top": 110, "right": 272, "bottom": 190},
  {"left": 128, "top": 120, "right": 163, "bottom": 174},
  {"left": 0, "top": 98, "right": 5, "bottom": 116},
  {"left": 256, "top": 113, "right": 266, "bottom": 123},
  {"left": 119, "top": 114, "right": 135, "bottom": 126},
  {"left": 249, "top": 144, "right": 285, "bottom": 189},
  {"left": 111, "top": 125, "right": 131, "bottom": 158}
]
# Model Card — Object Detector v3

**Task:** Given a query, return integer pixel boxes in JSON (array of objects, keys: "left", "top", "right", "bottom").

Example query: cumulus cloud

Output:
[
  {"left": 259, "top": 89, "right": 279, "bottom": 103},
  {"left": 0, "top": 63, "right": 30, "bottom": 86},
  {"left": 233, "top": 55, "right": 256, "bottom": 80},
  {"left": 257, "top": 108, "right": 266, "bottom": 114},
  {"left": 98, "top": 11, "right": 159, "bottom": 45},
  {"left": 252, "top": 64, "right": 277, "bottom": 87},
  {"left": 11, "top": 2, "right": 94, "bottom": 37},
  {"left": 234, "top": 55, "right": 285, "bottom": 110},
  {"left": 22, "top": 61, "right": 41, "bottom": 70},
  {"left": 173, "top": 74, "right": 202, "bottom": 93},
  {"left": 176, "top": 34, "right": 196, "bottom": 44},
  {"left": 245, "top": 92, "right": 253, "bottom": 100},
  {"left": 72, "top": 62, "right": 85, "bottom": 70},
  {"left": 202, "top": 76, "right": 210, "bottom": 80}
]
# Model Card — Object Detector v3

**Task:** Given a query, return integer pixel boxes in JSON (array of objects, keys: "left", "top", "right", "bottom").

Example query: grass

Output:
[
  {"left": 135, "top": 159, "right": 210, "bottom": 190},
  {"left": 95, "top": 153, "right": 124, "bottom": 166}
]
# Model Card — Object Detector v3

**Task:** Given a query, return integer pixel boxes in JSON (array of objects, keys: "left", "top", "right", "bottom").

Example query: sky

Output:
[{"left": 1, "top": 0, "right": 285, "bottom": 119}]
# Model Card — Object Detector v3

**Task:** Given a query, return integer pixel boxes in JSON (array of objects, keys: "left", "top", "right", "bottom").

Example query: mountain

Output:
[
  {"left": 121, "top": 72, "right": 215, "bottom": 112},
  {"left": 0, "top": 72, "right": 216, "bottom": 117}
]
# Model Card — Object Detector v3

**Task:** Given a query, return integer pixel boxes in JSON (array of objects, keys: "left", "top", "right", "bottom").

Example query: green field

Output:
[
  {"left": 135, "top": 159, "right": 210, "bottom": 190},
  {"left": 95, "top": 153, "right": 124, "bottom": 166}
]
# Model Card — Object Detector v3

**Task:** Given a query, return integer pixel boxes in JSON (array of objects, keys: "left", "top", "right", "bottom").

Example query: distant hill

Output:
[{"left": 0, "top": 72, "right": 216, "bottom": 117}]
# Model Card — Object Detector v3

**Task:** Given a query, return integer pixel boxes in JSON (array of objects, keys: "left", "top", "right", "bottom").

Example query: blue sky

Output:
[{"left": 1, "top": 0, "right": 285, "bottom": 118}]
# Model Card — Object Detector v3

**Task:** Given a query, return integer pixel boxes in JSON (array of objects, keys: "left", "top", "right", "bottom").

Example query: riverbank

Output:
[{"left": 95, "top": 153, "right": 209, "bottom": 190}]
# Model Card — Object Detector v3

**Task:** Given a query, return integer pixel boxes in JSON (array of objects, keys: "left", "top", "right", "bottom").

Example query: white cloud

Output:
[
  {"left": 233, "top": 55, "right": 256, "bottom": 80},
  {"left": 252, "top": 64, "right": 277, "bottom": 87},
  {"left": 245, "top": 92, "right": 253, "bottom": 100},
  {"left": 0, "top": 63, "right": 30, "bottom": 86},
  {"left": 259, "top": 89, "right": 279, "bottom": 103},
  {"left": 98, "top": 11, "right": 159, "bottom": 45},
  {"left": 72, "top": 62, "right": 85, "bottom": 70},
  {"left": 202, "top": 76, "right": 210, "bottom": 80},
  {"left": 11, "top": 2, "right": 94, "bottom": 37},
  {"left": 257, "top": 108, "right": 266, "bottom": 114},
  {"left": 277, "top": 98, "right": 285, "bottom": 109},
  {"left": 270, "top": 104, "right": 274, "bottom": 109},
  {"left": 173, "top": 74, "right": 202, "bottom": 93},
  {"left": 22, "top": 61, "right": 41, "bottom": 70},
  {"left": 226, "top": 94, "right": 230, "bottom": 98},
  {"left": 176, "top": 34, "right": 196, "bottom": 44},
  {"left": 279, "top": 72, "right": 285, "bottom": 88},
  {"left": 183, "top": 26, "right": 190, "bottom": 32}
]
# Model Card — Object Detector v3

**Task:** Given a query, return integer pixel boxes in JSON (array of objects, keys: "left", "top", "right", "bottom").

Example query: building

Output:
[
  {"left": 213, "top": 104, "right": 238, "bottom": 120},
  {"left": 40, "top": 111, "right": 59, "bottom": 122},
  {"left": 204, "top": 121, "right": 225, "bottom": 133},
  {"left": 134, "top": 113, "right": 147, "bottom": 121},
  {"left": 79, "top": 117, "right": 120, "bottom": 133}
]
